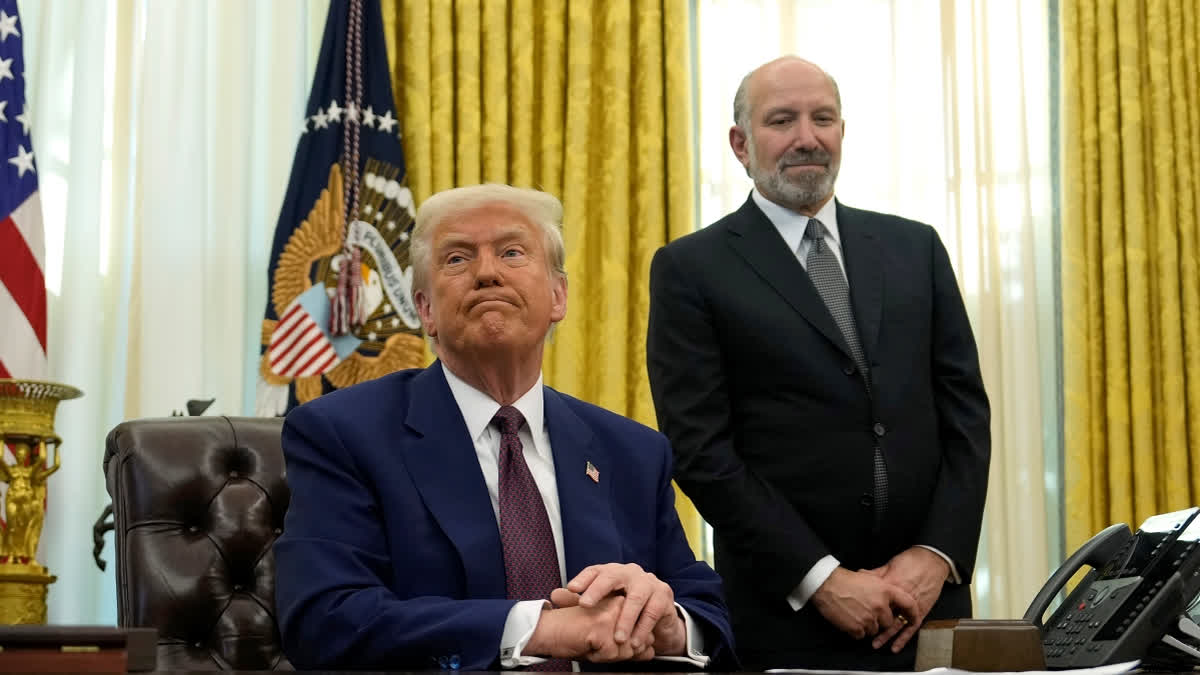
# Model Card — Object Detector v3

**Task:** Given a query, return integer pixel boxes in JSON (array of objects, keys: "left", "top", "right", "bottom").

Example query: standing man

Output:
[
  {"left": 276, "top": 184, "right": 735, "bottom": 670},
  {"left": 646, "top": 56, "right": 991, "bottom": 670}
]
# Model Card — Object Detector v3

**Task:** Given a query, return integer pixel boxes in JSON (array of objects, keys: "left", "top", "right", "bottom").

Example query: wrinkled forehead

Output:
[
  {"left": 432, "top": 202, "right": 539, "bottom": 247},
  {"left": 748, "top": 60, "right": 839, "bottom": 115}
]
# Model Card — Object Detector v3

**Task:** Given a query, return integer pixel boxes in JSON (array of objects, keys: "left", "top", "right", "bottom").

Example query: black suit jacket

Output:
[{"left": 646, "top": 196, "right": 990, "bottom": 670}]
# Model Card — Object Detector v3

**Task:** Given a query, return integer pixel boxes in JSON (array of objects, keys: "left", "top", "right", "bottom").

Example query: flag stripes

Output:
[
  {"left": 269, "top": 303, "right": 339, "bottom": 378},
  {"left": 0, "top": 211, "right": 46, "bottom": 348}
]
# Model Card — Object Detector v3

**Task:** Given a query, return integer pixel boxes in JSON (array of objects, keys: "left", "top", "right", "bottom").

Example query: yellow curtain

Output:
[
  {"left": 379, "top": 0, "right": 705, "bottom": 552},
  {"left": 1062, "top": 0, "right": 1200, "bottom": 551}
]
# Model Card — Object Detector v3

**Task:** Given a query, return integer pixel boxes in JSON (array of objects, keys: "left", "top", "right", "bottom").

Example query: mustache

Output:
[{"left": 778, "top": 150, "right": 832, "bottom": 168}]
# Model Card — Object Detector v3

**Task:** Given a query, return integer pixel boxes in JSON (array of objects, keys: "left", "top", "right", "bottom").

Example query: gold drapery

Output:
[
  {"left": 379, "top": 0, "right": 705, "bottom": 551},
  {"left": 1062, "top": 0, "right": 1200, "bottom": 550}
]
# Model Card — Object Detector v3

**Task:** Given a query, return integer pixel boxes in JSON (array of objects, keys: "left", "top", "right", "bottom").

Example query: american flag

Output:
[{"left": 0, "top": 0, "right": 43, "bottom": 380}]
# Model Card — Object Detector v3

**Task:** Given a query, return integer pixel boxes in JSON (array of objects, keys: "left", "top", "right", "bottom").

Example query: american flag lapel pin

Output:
[{"left": 585, "top": 461, "right": 600, "bottom": 483}]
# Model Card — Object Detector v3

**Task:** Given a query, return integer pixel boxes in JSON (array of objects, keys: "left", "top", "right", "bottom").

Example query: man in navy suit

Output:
[
  {"left": 647, "top": 56, "right": 991, "bottom": 670},
  {"left": 275, "top": 184, "right": 735, "bottom": 671}
]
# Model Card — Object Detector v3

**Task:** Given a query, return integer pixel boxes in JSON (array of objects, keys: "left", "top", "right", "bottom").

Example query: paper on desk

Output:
[{"left": 767, "top": 658, "right": 1140, "bottom": 675}]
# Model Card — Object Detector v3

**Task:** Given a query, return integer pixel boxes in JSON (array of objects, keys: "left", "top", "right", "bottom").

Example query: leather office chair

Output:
[{"left": 104, "top": 416, "right": 292, "bottom": 670}]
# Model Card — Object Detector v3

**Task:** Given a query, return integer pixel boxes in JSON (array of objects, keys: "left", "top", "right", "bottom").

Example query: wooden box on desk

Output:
[
  {"left": 915, "top": 619, "right": 1046, "bottom": 672},
  {"left": 0, "top": 625, "right": 156, "bottom": 673}
]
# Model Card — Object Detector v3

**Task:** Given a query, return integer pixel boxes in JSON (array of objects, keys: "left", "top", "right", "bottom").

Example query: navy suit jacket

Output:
[{"left": 275, "top": 361, "right": 735, "bottom": 670}]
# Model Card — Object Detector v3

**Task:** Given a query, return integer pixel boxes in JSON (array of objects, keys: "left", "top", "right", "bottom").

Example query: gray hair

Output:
[
  {"left": 409, "top": 183, "right": 567, "bottom": 301},
  {"left": 732, "top": 57, "right": 843, "bottom": 130}
]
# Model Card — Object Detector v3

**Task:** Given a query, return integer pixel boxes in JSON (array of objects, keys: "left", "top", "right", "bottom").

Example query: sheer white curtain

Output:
[
  {"left": 696, "top": 0, "right": 1058, "bottom": 620},
  {"left": 20, "top": 0, "right": 328, "bottom": 624}
]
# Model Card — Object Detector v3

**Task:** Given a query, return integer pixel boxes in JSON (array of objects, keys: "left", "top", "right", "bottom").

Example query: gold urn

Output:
[{"left": 0, "top": 379, "right": 82, "bottom": 624}]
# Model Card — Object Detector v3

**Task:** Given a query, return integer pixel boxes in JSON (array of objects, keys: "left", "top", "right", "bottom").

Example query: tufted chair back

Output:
[{"left": 103, "top": 416, "right": 292, "bottom": 670}]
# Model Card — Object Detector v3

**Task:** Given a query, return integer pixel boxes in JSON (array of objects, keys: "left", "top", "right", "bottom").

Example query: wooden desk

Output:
[{"left": 0, "top": 625, "right": 156, "bottom": 672}]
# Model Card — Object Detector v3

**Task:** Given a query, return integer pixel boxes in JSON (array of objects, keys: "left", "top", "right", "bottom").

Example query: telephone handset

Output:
[{"left": 1023, "top": 507, "right": 1200, "bottom": 668}]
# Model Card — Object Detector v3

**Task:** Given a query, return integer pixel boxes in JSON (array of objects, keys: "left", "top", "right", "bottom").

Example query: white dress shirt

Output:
[
  {"left": 749, "top": 189, "right": 962, "bottom": 612},
  {"left": 440, "top": 365, "right": 708, "bottom": 668}
]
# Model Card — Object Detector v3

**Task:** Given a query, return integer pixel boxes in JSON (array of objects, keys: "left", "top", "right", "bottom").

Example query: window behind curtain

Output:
[{"left": 695, "top": 0, "right": 1060, "bottom": 621}]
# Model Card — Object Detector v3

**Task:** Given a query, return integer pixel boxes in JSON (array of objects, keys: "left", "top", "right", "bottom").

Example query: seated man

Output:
[{"left": 275, "top": 183, "right": 735, "bottom": 670}]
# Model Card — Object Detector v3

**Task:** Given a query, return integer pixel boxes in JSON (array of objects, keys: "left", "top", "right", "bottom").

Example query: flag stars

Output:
[
  {"left": 0, "top": 11, "right": 19, "bottom": 42},
  {"left": 0, "top": 58, "right": 13, "bottom": 82},
  {"left": 376, "top": 110, "right": 397, "bottom": 133},
  {"left": 0, "top": 100, "right": 8, "bottom": 123},
  {"left": 399, "top": 231, "right": 409, "bottom": 242},
  {"left": 301, "top": 103, "right": 400, "bottom": 137},
  {"left": 391, "top": 317, "right": 400, "bottom": 328},
  {"left": 15, "top": 104, "right": 28, "bottom": 135},
  {"left": 386, "top": 220, "right": 396, "bottom": 231},
  {"left": 9, "top": 145, "right": 35, "bottom": 177}
]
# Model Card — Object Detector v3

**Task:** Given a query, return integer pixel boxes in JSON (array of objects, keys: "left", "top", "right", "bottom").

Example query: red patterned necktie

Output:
[{"left": 493, "top": 406, "right": 569, "bottom": 671}]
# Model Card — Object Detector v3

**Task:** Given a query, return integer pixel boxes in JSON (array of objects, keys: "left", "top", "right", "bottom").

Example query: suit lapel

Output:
[
  {"left": 402, "top": 361, "right": 507, "bottom": 599},
  {"left": 726, "top": 196, "right": 853, "bottom": 359},
  {"left": 544, "top": 389, "right": 620, "bottom": 577},
  {"left": 837, "top": 202, "right": 885, "bottom": 361}
]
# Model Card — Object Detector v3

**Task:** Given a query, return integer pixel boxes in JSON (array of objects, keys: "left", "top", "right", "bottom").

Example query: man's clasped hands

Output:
[{"left": 526, "top": 562, "right": 689, "bottom": 662}]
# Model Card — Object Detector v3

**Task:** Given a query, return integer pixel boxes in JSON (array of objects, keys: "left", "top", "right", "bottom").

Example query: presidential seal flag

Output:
[
  {"left": 0, "top": 0, "right": 45, "bottom": 381},
  {"left": 257, "top": 0, "right": 424, "bottom": 416}
]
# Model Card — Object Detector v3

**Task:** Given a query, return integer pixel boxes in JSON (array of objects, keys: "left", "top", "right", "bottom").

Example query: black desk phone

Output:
[{"left": 1023, "top": 506, "right": 1200, "bottom": 669}]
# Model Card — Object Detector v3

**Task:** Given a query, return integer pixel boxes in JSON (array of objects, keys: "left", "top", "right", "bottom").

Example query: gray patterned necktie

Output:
[{"left": 804, "top": 218, "right": 888, "bottom": 522}]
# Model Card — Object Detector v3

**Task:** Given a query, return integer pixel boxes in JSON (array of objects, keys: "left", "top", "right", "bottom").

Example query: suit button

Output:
[
  {"left": 873, "top": 422, "right": 886, "bottom": 437},
  {"left": 859, "top": 493, "right": 873, "bottom": 508},
  {"left": 843, "top": 364, "right": 856, "bottom": 375}
]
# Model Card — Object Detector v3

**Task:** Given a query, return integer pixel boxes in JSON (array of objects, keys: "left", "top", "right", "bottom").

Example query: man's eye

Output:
[
  {"left": 446, "top": 254, "right": 466, "bottom": 265},
  {"left": 502, "top": 248, "right": 523, "bottom": 258}
]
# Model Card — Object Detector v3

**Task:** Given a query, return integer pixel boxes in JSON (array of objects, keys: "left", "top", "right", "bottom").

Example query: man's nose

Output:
[
  {"left": 791, "top": 120, "right": 820, "bottom": 151},
  {"left": 473, "top": 252, "right": 502, "bottom": 288}
]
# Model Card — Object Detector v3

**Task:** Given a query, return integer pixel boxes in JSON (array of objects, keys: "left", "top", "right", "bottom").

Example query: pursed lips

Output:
[{"left": 468, "top": 295, "right": 517, "bottom": 311}]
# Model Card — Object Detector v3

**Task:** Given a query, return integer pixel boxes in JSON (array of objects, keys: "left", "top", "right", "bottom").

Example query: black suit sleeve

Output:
[
  {"left": 646, "top": 244, "right": 830, "bottom": 599},
  {"left": 916, "top": 231, "right": 991, "bottom": 578}
]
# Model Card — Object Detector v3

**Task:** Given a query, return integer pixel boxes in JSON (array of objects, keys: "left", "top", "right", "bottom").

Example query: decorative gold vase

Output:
[{"left": 0, "top": 379, "right": 82, "bottom": 624}]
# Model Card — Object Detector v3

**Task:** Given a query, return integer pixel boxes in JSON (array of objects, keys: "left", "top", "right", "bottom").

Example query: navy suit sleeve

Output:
[
  {"left": 917, "top": 231, "right": 991, "bottom": 577},
  {"left": 274, "top": 402, "right": 514, "bottom": 670},
  {"left": 647, "top": 244, "right": 831, "bottom": 598},
  {"left": 648, "top": 433, "right": 738, "bottom": 669}
]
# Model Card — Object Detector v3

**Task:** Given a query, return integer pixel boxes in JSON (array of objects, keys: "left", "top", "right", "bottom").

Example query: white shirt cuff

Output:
[
  {"left": 499, "top": 600, "right": 710, "bottom": 668},
  {"left": 787, "top": 555, "right": 840, "bottom": 611},
  {"left": 500, "top": 599, "right": 550, "bottom": 667},
  {"left": 655, "top": 602, "right": 710, "bottom": 667},
  {"left": 917, "top": 544, "right": 961, "bottom": 584}
]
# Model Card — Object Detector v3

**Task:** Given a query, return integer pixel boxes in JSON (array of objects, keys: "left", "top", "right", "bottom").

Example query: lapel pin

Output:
[{"left": 585, "top": 461, "right": 600, "bottom": 483}]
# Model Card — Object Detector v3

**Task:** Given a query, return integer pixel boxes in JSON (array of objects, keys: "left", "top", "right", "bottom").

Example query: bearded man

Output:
[{"left": 645, "top": 56, "right": 991, "bottom": 671}]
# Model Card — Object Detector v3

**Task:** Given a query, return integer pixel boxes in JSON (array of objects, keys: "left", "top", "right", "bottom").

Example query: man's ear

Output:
[
  {"left": 729, "top": 125, "right": 750, "bottom": 168},
  {"left": 549, "top": 275, "right": 567, "bottom": 323},
  {"left": 414, "top": 289, "right": 437, "bottom": 338}
]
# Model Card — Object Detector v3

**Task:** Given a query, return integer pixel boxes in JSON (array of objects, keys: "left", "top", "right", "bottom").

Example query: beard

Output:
[{"left": 747, "top": 142, "right": 838, "bottom": 211}]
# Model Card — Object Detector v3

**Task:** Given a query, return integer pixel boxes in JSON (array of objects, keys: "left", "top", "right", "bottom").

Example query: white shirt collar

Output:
[
  {"left": 441, "top": 364, "right": 548, "bottom": 457},
  {"left": 751, "top": 187, "right": 842, "bottom": 254}
]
